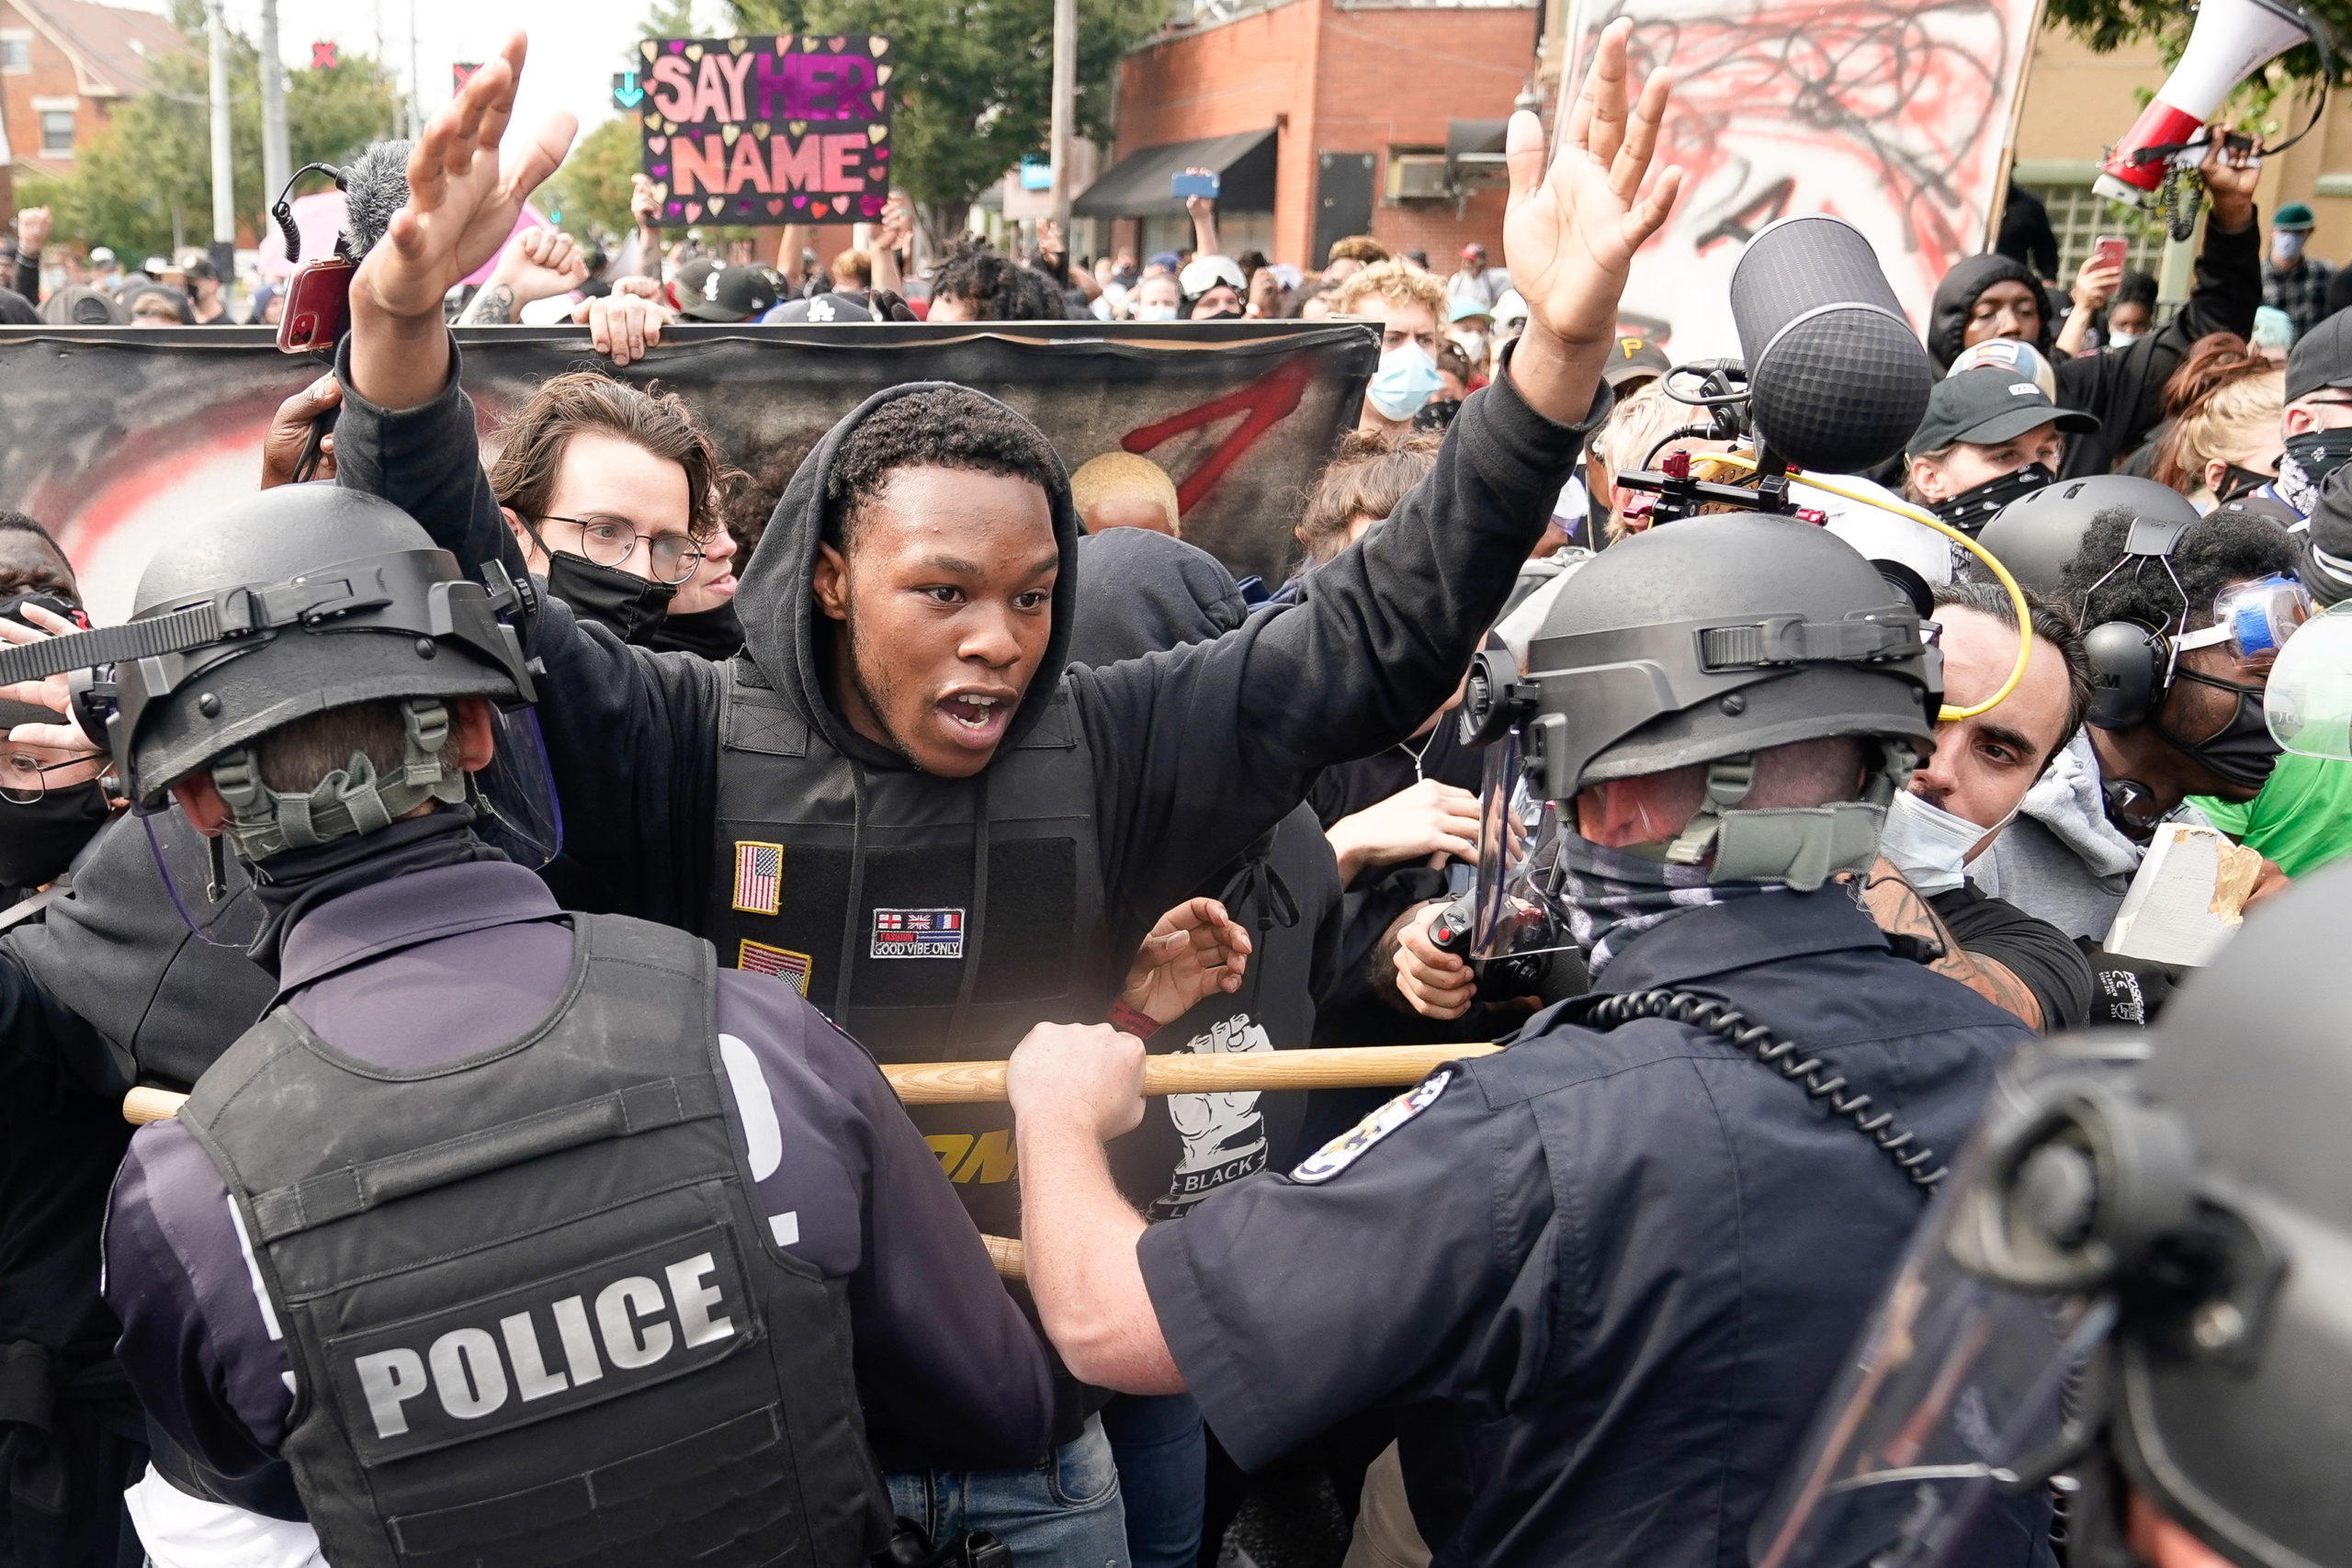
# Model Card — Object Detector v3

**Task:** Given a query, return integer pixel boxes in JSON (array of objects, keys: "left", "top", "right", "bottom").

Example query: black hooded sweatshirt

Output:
[
  {"left": 1063, "top": 527, "right": 1343, "bottom": 1209},
  {"left": 332, "top": 333, "right": 1600, "bottom": 980},
  {"left": 1925, "top": 214, "right": 2260, "bottom": 479}
]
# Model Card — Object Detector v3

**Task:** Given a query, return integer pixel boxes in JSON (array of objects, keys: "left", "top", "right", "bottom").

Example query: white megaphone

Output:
[{"left": 2094, "top": 0, "right": 2315, "bottom": 207}]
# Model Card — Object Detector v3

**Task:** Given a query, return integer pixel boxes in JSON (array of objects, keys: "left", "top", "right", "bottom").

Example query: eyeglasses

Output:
[
  {"left": 536, "top": 515, "right": 707, "bottom": 585},
  {"left": 0, "top": 751, "right": 101, "bottom": 804}
]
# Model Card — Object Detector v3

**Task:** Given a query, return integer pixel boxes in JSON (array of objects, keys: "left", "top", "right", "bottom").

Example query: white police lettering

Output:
[
  {"left": 429, "top": 1327, "right": 509, "bottom": 1419},
  {"left": 345, "top": 1250, "right": 729, "bottom": 1439},
  {"left": 595, "top": 1276, "right": 674, "bottom": 1369},
  {"left": 354, "top": 1348, "right": 428, "bottom": 1438}
]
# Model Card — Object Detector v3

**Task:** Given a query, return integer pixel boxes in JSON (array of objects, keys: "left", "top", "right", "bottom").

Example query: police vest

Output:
[{"left": 176, "top": 914, "right": 888, "bottom": 1568}]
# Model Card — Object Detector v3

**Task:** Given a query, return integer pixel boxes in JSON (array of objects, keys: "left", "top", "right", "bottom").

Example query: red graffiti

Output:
[{"left": 1121, "top": 354, "right": 1318, "bottom": 516}]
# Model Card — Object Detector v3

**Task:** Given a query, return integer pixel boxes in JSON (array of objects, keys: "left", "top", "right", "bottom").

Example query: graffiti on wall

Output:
[{"left": 1563, "top": 0, "right": 2041, "bottom": 355}]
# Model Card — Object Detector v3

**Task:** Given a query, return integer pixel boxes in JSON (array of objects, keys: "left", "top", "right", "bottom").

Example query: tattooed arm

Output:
[{"left": 1859, "top": 861, "right": 2045, "bottom": 1029}]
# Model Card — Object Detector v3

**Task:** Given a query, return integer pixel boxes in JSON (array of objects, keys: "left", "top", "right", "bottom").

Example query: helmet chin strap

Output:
[
  {"left": 1662, "top": 740, "right": 1918, "bottom": 892},
  {"left": 209, "top": 697, "right": 469, "bottom": 862}
]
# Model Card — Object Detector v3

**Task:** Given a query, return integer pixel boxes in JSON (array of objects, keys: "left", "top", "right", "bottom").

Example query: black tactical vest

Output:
[
  {"left": 177, "top": 913, "right": 888, "bottom": 1568},
  {"left": 709, "top": 660, "right": 1112, "bottom": 1238}
]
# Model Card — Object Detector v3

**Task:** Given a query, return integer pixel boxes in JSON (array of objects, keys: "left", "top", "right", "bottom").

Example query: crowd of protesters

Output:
[{"left": 2, "top": 25, "right": 2351, "bottom": 1568}]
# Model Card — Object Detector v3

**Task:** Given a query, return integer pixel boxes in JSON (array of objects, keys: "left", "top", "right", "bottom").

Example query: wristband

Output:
[{"left": 1108, "top": 998, "right": 1160, "bottom": 1039}]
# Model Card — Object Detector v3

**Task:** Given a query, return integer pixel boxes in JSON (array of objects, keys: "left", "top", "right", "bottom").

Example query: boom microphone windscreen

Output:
[
  {"left": 340, "top": 140, "right": 414, "bottom": 259},
  {"left": 1730, "top": 215, "right": 1935, "bottom": 476}
]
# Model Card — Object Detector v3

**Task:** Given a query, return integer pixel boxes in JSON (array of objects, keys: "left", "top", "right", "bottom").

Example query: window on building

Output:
[
  {"left": 40, "top": 109, "right": 75, "bottom": 154},
  {"left": 2019, "top": 183, "right": 2165, "bottom": 291},
  {"left": 0, "top": 33, "right": 31, "bottom": 73}
]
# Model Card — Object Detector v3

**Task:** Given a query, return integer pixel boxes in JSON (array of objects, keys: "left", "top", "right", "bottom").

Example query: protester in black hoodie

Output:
[
  {"left": 1065, "top": 525, "right": 1345, "bottom": 1568},
  {"left": 329, "top": 28, "right": 1656, "bottom": 1554},
  {"left": 1925, "top": 134, "right": 2264, "bottom": 478}
]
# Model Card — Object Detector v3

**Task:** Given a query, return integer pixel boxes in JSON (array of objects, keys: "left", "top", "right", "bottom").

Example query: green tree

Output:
[
  {"left": 19, "top": 2, "right": 396, "bottom": 259},
  {"left": 542, "top": 117, "right": 641, "bottom": 243},
  {"left": 727, "top": 0, "right": 1166, "bottom": 238}
]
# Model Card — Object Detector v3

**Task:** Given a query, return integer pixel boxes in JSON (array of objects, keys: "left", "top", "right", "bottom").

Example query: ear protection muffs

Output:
[{"left": 2081, "top": 517, "right": 2197, "bottom": 731}]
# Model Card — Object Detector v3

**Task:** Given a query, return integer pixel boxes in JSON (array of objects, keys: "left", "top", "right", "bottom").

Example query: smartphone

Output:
[
  {"left": 2092, "top": 234, "right": 2128, "bottom": 275},
  {"left": 277, "top": 255, "right": 355, "bottom": 354},
  {"left": 1170, "top": 170, "right": 1221, "bottom": 201}
]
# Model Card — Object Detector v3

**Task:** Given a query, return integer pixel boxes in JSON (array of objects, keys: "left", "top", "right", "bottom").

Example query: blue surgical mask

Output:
[
  {"left": 1367, "top": 343, "right": 1442, "bottom": 423},
  {"left": 2108, "top": 329, "right": 2143, "bottom": 348},
  {"left": 2273, "top": 231, "right": 2308, "bottom": 265}
]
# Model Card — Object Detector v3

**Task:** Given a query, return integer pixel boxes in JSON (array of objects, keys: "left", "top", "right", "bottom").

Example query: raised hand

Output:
[
  {"left": 1120, "top": 896, "right": 1251, "bottom": 1026},
  {"left": 15, "top": 206, "right": 50, "bottom": 258},
  {"left": 1502, "top": 17, "right": 1680, "bottom": 423},
  {"left": 356, "top": 33, "right": 576, "bottom": 324},
  {"left": 2199, "top": 123, "right": 2262, "bottom": 232},
  {"left": 494, "top": 226, "right": 590, "bottom": 305}
]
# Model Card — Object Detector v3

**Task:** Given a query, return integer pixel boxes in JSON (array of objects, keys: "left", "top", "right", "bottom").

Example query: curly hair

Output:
[
  {"left": 929, "top": 237, "right": 1069, "bottom": 321},
  {"left": 824, "top": 387, "right": 1067, "bottom": 549},
  {"left": 1329, "top": 257, "right": 1447, "bottom": 320},
  {"left": 2058, "top": 503, "right": 2298, "bottom": 633},
  {"left": 487, "top": 371, "right": 732, "bottom": 544},
  {"left": 1325, "top": 234, "right": 1389, "bottom": 266}
]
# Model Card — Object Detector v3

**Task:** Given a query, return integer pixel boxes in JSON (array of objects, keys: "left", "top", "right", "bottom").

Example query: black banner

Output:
[{"left": 0, "top": 321, "right": 1375, "bottom": 621}]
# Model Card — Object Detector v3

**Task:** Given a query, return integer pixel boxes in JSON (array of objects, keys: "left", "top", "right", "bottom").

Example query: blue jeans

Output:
[
  {"left": 886, "top": 1415, "right": 1130, "bottom": 1568},
  {"left": 1100, "top": 1393, "right": 1205, "bottom": 1568}
]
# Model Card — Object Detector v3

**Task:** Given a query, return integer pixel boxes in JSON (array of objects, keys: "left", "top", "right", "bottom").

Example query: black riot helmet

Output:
[
  {"left": 1459, "top": 511, "right": 1939, "bottom": 889},
  {"left": 0, "top": 487, "right": 537, "bottom": 859},
  {"left": 1751, "top": 864, "right": 2352, "bottom": 1568},
  {"left": 1976, "top": 475, "right": 2199, "bottom": 595}
]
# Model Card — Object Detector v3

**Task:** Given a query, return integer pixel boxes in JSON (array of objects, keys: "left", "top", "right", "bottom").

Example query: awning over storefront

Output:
[{"left": 1073, "top": 129, "right": 1278, "bottom": 218}]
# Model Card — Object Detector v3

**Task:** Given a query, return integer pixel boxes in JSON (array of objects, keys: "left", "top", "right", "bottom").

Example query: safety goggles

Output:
[{"left": 2175, "top": 573, "right": 2310, "bottom": 667}]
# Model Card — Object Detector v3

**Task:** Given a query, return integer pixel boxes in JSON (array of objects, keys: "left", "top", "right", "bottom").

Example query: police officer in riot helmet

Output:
[
  {"left": 1756, "top": 863, "right": 2352, "bottom": 1568},
  {"left": 1003, "top": 511, "right": 2041, "bottom": 1566},
  {"left": 41, "top": 485, "right": 1055, "bottom": 1565}
]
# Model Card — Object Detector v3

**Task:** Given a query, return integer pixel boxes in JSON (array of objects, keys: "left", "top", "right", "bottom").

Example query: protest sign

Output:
[
  {"left": 0, "top": 322, "right": 1374, "bottom": 620},
  {"left": 635, "top": 34, "right": 893, "bottom": 226}
]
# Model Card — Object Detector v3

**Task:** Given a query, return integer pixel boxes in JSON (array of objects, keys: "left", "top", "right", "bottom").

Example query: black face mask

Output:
[
  {"left": 0, "top": 780, "right": 112, "bottom": 889},
  {"left": 2156, "top": 670, "right": 2283, "bottom": 791},
  {"left": 543, "top": 551, "right": 678, "bottom": 643},
  {"left": 639, "top": 602, "right": 744, "bottom": 660},
  {"left": 1930, "top": 461, "right": 2054, "bottom": 532},
  {"left": 2275, "top": 429, "right": 2352, "bottom": 513},
  {"left": 2213, "top": 464, "right": 2277, "bottom": 507},
  {"left": 1192, "top": 307, "right": 1241, "bottom": 321}
]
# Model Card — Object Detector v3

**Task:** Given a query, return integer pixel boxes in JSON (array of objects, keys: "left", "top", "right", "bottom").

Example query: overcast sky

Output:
[{"left": 122, "top": 0, "right": 735, "bottom": 150}]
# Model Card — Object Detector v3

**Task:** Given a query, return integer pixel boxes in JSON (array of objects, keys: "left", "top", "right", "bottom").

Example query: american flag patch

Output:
[
  {"left": 871, "top": 907, "right": 965, "bottom": 959},
  {"left": 731, "top": 841, "right": 783, "bottom": 915},
  {"left": 737, "top": 940, "right": 812, "bottom": 996}
]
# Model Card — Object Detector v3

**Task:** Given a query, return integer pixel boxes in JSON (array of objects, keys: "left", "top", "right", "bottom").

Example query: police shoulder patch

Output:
[{"left": 1287, "top": 1069, "right": 1452, "bottom": 1185}]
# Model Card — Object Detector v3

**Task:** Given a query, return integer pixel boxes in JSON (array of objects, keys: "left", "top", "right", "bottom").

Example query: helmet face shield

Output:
[
  {"left": 1468, "top": 729, "right": 1575, "bottom": 964},
  {"left": 470, "top": 705, "right": 563, "bottom": 870},
  {"left": 2264, "top": 600, "right": 2352, "bottom": 760}
]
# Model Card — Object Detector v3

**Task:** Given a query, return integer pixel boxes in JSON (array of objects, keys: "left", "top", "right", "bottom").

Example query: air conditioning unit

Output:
[{"left": 1388, "top": 152, "right": 1450, "bottom": 201}]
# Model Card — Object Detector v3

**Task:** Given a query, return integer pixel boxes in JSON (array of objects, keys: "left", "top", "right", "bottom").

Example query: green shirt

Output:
[{"left": 2192, "top": 752, "right": 2352, "bottom": 878}]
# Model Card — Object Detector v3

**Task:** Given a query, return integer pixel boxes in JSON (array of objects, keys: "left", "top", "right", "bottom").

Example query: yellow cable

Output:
[{"left": 1698, "top": 453, "right": 2032, "bottom": 722}]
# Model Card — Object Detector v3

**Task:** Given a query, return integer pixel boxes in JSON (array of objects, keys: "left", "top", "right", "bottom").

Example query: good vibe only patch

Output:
[
  {"left": 870, "top": 908, "right": 965, "bottom": 959},
  {"left": 1287, "top": 1070, "right": 1452, "bottom": 1185}
]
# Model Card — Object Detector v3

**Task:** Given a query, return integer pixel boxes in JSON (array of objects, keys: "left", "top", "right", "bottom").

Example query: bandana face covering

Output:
[
  {"left": 2276, "top": 429, "right": 2352, "bottom": 515},
  {"left": 1560, "top": 833, "right": 1789, "bottom": 976},
  {"left": 1930, "top": 462, "right": 2054, "bottom": 533}
]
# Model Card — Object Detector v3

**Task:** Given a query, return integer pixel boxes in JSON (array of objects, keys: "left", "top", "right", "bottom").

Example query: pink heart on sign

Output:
[
  {"left": 792, "top": 194, "right": 807, "bottom": 208},
  {"left": 668, "top": 39, "right": 684, "bottom": 51},
  {"left": 767, "top": 197, "right": 784, "bottom": 215},
  {"left": 684, "top": 201, "right": 702, "bottom": 220},
  {"left": 860, "top": 195, "right": 884, "bottom": 217},
  {"left": 872, "top": 147, "right": 888, "bottom": 160},
  {"left": 648, "top": 135, "right": 666, "bottom": 152},
  {"left": 650, "top": 164, "right": 668, "bottom": 176},
  {"left": 665, "top": 202, "right": 682, "bottom": 217}
]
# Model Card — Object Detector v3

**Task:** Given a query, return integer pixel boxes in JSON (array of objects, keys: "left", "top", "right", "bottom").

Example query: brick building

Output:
[
  {"left": 0, "top": 0, "right": 188, "bottom": 215},
  {"left": 1080, "top": 0, "right": 1542, "bottom": 272}
]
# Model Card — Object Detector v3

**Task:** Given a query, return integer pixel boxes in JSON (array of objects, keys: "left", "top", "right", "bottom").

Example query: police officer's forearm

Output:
[{"left": 1013, "top": 1112, "right": 1184, "bottom": 1395}]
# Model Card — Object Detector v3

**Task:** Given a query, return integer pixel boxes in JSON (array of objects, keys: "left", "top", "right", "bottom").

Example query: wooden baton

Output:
[{"left": 124, "top": 1043, "right": 1498, "bottom": 1126}]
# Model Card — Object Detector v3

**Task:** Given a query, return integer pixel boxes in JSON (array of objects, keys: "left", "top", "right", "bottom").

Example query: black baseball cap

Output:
[
  {"left": 674, "top": 260, "right": 780, "bottom": 322},
  {"left": 1603, "top": 333, "right": 1671, "bottom": 389},
  {"left": 2286, "top": 309, "right": 2352, "bottom": 403},
  {"left": 1906, "top": 367, "right": 2098, "bottom": 458}
]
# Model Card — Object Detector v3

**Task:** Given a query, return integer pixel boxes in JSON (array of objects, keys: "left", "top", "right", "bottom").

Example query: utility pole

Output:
[
  {"left": 1046, "top": 0, "right": 1076, "bottom": 240},
  {"left": 207, "top": 0, "right": 234, "bottom": 262},
  {"left": 260, "top": 0, "right": 290, "bottom": 211}
]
